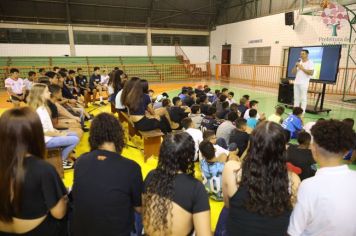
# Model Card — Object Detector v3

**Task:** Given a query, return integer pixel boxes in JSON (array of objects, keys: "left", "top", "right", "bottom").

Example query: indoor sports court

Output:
[{"left": 0, "top": 0, "right": 355, "bottom": 236}]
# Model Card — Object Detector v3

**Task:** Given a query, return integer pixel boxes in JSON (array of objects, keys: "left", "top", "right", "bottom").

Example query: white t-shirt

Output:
[
  {"left": 5, "top": 77, "right": 25, "bottom": 94},
  {"left": 36, "top": 106, "right": 55, "bottom": 143},
  {"left": 288, "top": 165, "right": 356, "bottom": 236},
  {"left": 115, "top": 89, "right": 125, "bottom": 109},
  {"left": 185, "top": 128, "right": 203, "bottom": 161},
  {"left": 295, "top": 59, "right": 314, "bottom": 85},
  {"left": 23, "top": 78, "right": 33, "bottom": 90},
  {"left": 100, "top": 75, "right": 109, "bottom": 85},
  {"left": 243, "top": 108, "right": 260, "bottom": 120}
]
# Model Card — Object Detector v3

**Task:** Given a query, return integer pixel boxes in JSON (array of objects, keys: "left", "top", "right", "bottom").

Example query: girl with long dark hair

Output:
[
  {"left": 143, "top": 132, "right": 211, "bottom": 235},
  {"left": 222, "top": 121, "right": 300, "bottom": 236},
  {"left": 121, "top": 77, "right": 170, "bottom": 133},
  {"left": 0, "top": 107, "right": 67, "bottom": 235}
]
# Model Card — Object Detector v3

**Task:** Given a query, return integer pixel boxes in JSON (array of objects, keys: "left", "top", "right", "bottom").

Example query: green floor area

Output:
[{"left": 169, "top": 84, "right": 356, "bottom": 129}]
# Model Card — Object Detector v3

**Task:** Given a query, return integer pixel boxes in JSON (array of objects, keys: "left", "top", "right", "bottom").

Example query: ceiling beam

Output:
[
  {"left": 152, "top": 5, "right": 212, "bottom": 23},
  {"left": 65, "top": 0, "right": 71, "bottom": 24},
  {"left": 10, "top": 0, "right": 215, "bottom": 15}
]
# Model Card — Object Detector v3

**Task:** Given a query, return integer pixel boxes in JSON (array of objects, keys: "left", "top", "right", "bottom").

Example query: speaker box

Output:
[
  {"left": 285, "top": 12, "right": 294, "bottom": 26},
  {"left": 278, "top": 83, "right": 294, "bottom": 104}
]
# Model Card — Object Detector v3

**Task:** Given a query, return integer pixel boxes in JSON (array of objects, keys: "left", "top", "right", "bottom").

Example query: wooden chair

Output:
[
  {"left": 119, "top": 111, "right": 163, "bottom": 162},
  {"left": 45, "top": 148, "right": 64, "bottom": 178}
]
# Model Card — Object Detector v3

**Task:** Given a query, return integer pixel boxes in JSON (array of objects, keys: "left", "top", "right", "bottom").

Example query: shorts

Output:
[{"left": 11, "top": 94, "right": 25, "bottom": 102}]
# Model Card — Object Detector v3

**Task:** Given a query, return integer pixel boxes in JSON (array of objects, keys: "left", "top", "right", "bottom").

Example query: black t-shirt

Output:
[
  {"left": 89, "top": 74, "right": 101, "bottom": 88},
  {"left": 129, "top": 94, "right": 151, "bottom": 116},
  {"left": 229, "top": 129, "right": 250, "bottom": 157},
  {"left": 47, "top": 100, "right": 58, "bottom": 119},
  {"left": 237, "top": 105, "right": 248, "bottom": 117},
  {"left": 183, "top": 97, "right": 195, "bottom": 108},
  {"left": 14, "top": 156, "right": 67, "bottom": 219},
  {"left": 65, "top": 77, "right": 75, "bottom": 87},
  {"left": 144, "top": 171, "right": 210, "bottom": 214},
  {"left": 227, "top": 185, "right": 291, "bottom": 236},
  {"left": 62, "top": 84, "right": 75, "bottom": 99},
  {"left": 201, "top": 116, "right": 220, "bottom": 132},
  {"left": 169, "top": 106, "right": 188, "bottom": 124},
  {"left": 287, "top": 146, "right": 316, "bottom": 180},
  {"left": 72, "top": 149, "right": 143, "bottom": 236},
  {"left": 200, "top": 104, "right": 210, "bottom": 116},
  {"left": 75, "top": 75, "right": 88, "bottom": 88}
]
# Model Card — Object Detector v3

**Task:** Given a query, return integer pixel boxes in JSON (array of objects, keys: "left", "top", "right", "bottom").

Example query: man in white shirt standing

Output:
[
  {"left": 5, "top": 68, "right": 26, "bottom": 107},
  {"left": 288, "top": 119, "right": 356, "bottom": 236},
  {"left": 292, "top": 49, "right": 314, "bottom": 113}
]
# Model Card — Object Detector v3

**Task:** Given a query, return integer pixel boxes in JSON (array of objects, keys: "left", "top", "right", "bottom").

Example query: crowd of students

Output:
[{"left": 0, "top": 67, "right": 356, "bottom": 236}]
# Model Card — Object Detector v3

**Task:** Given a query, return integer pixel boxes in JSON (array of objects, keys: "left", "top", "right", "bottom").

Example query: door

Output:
[{"left": 221, "top": 44, "right": 231, "bottom": 77}]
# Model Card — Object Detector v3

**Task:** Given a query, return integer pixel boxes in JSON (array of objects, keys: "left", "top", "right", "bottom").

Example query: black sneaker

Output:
[
  {"left": 100, "top": 101, "right": 107, "bottom": 106},
  {"left": 62, "top": 160, "right": 74, "bottom": 170},
  {"left": 82, "top": 127, "right": 90, "bottom": 132},
  {"left": 92, "top": 102, "right": 100, "bottom": 106}
]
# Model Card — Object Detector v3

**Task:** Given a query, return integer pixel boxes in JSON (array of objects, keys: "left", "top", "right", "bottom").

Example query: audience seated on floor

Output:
[
  {"left": 143, "top": 132, "right": 212, "bottom": 236},
  {"left": 65, "top": 70, "right": 77, "bottom": 95},
  {"left": 288, "top": 119, "right": 356, "bottom": 236},
  {"left": 189, "top": 104, "right": 204, "bottom": 129},
  {"left": 282, "top": 107, "right": 304, "bottom": 139},
  {"left": 75, "top": 67, "right": 91, "bottom": 108},
  {"left": 71, "top": 112, "right": 143, "bottom": 236},
  {"left": 28, "top": 83, "right": 80, "bottom": 169},
  {"left": 229, "top": 117, "right": 250, "bottom": 158},
  {"left": 223, "top": 121, "right": 300, "bottom": 236},
  {"left": 216, "top": 111, "right": 238, "bottom": 144},
  {"left": 5, "top": 68, "right": 26, "bottom": 107},
  {"left": 246, "top": 109, "right": 259, "bottom": 129},
  {"left": 243, "top": 100, "right": 265, "bottom": 120},
  {"left": 201, "top": 106, "right": 221, "bottom": 132},
  {"left": 23, "top": 71, "right": 36, "bottom": 97},
  {"left": 202, "top": 130, "right": 230, "bottom": 161},
  {"left": 169, "top": 96, "right": 191, "bottom": 129},
  {"left": 216, "top": 100, "right": 230, "bottom": 119},
  {"left": 183, "top": 90, "right": 196, "bottom": 107},
  {"left": 237, "top": 97, "right": 248, "bottom": 117},
  {"left": 227, "top": 91, "right": 236, "bottom": 105},
  {"left": 199, "top": 140, "right": 239, "bottom": 202},
  {"left": 47, "top": 84, "right": 85, "bottom": 137},
  {"left": 0, "top": 107, "right": 68, "bottom": 235},
  {"left": 153, "top": 92, "right": 169, "bottom": 109},
  {"left": 182, "top": 117, "right": 203, "bottom": 161},
  {"left": 287, "top": 131, "right": 316, "bottom": 180},
  {"left": 268, "top": 105, "right": 285, "bottom": 124},
  {"left": 89, "top": 66, "right": 106, "bottom": 106}
]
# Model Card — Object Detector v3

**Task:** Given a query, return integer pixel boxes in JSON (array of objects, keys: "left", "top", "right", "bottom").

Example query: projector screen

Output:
[{"left": 286, "top": 45, "right": 341, "bottom": 84}]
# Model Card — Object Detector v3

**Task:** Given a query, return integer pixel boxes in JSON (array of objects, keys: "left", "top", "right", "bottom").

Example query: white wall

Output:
[
  {"left": 75, "top": 45, "right": 148, "bottom": 56},
  {"left": 181, "top": 46, "right": 209, "bottom": 63},
  {"left": 0, "top": 44, "right": 70, "bottom": 56},
  {"left": 151, "top": 46, "right": 175, "bottom": 56},
  {"left": 210, "top": 9, "right": 355, "bottom": 73}
]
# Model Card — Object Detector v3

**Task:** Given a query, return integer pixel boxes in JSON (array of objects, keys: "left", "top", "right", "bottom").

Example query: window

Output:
[
  {"left": 241, "top": 47, "right": 271, "bottom": 65},
  {"left": 152, "top": 34, "right": 209, "bottom": 46},
  {"left": 74, "top": 31, "right": 146, "bottom": 45},
  {"left": 0, "top": 29, "right": 68, "bottom": 44}
]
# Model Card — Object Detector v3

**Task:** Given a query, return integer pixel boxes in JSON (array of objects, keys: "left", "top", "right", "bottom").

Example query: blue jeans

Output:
[{"left": 46, "top": 133, "right": 79, "bottom": 160}]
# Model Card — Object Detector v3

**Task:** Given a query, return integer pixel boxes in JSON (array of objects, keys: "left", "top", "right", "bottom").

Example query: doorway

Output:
[{"left": 221, "top": 44, "right": 231, "bottom": 77}]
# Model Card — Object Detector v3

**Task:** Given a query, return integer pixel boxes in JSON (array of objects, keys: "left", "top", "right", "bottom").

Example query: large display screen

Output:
[{"left": 286, "top": 45, "right": 341, "bottom": 84}]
